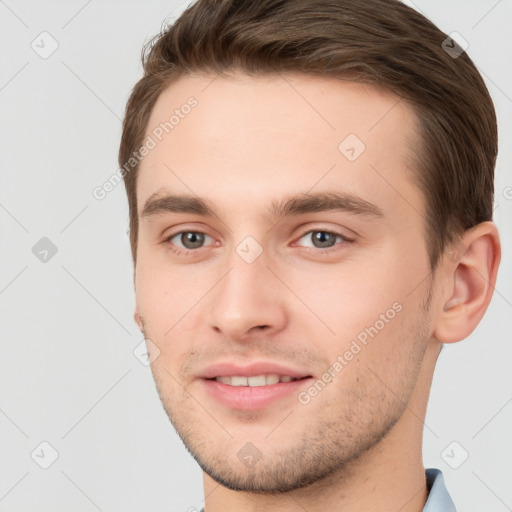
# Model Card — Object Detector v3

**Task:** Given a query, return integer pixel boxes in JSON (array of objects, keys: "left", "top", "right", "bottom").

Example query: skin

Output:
[{"left": 132, "top": 72, "right": 500, "bottom": 512}]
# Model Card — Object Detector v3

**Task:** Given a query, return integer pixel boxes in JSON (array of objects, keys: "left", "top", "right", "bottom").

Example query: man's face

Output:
[{"left": 134, "top": 73, "right": 436, "bottom": 492}]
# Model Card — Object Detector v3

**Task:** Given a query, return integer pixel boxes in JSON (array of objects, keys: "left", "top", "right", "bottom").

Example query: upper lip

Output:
[{"left": 199, "top": 361, "right": 312, "bottom": 379}]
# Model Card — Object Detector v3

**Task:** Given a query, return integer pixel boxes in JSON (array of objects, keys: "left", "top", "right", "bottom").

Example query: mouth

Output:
[
  {"left": 199, "top": 363, "right": 314, "bottom": 410},
  {"left": 207, "top": 374, "right": 309, "bottom": 387},
  {"left": 198, "top": 360, "right": 314, "bottom": 409}
]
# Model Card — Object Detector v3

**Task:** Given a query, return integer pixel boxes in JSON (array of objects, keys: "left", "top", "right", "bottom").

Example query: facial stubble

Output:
[{"left": 143, "top": 295, "right": 431, "bottom": 494}]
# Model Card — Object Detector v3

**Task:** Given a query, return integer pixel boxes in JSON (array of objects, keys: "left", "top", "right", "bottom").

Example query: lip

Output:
[
  {"left": 198, "top": 361, "right": 313, "bottom": 410},
  {"left": 198, "top": 361, "right": 312, "bottom": 380}
]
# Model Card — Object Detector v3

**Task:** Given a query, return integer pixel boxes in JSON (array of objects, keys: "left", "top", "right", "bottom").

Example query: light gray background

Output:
[{"left": 0, "top": 1, "right": 511, "bottom": 511}]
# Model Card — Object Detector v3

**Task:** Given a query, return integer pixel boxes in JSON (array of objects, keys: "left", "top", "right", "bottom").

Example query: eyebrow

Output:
[{"left": 141, "top": 191, "right": 384, "bottom": 221}]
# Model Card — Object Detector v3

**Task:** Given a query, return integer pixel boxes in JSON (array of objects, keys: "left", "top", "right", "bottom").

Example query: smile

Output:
[{"left": 213, "top": 374, "right": 299, "bottom": 386}]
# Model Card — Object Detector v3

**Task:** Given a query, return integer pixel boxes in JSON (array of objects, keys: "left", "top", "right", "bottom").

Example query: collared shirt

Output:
[
  {"left": 423, "top": 468, "right": 457, "bottom": 511},
  {"left": 198, "top": 467, "right": 456, "bottom": 511}
]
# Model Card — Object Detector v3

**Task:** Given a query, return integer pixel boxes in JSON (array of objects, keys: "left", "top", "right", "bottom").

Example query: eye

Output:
[
  {"left": 165, "top": 231, "right": 215, "bottom": 254},
  {"left": 296, "top": 229, "right": 352, "bottom": 251}
]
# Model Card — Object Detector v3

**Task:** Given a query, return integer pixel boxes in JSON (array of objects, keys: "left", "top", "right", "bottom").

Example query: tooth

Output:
[
  {"left": 214, "top": 375, "right": 299, "bottom": 386},
  {"left": 231, "top": 376, "right": 248, "bottom": 386},
  {"left": 266, "top": 374, "right": 280, "bottom": 385},
  {"left": 248, "top": 375, "right": 267, "bottom": 387}
]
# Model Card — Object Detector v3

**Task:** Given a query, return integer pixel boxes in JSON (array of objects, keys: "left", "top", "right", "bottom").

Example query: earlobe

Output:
[
  {"left": 133, "top": 270, "right": 144, "bottom": 333},
  {"left": 134, "top": 306, "right": 144, "bottom": 333},
  {"left": 433, "top": 222, "right": 501, "bottom": 344}
]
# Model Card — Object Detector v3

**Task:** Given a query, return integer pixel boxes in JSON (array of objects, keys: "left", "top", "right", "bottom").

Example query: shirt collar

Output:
[{"left": 423, "top": 468, "right": 457, "bottom": 511}]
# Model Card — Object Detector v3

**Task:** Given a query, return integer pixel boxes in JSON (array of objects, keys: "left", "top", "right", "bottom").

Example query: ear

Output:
[
  {"left": 134, "top": 305, "right": 144, "bottom": 333},
  {"left": 433, "top": 221, "right": 501, "bottom": 343},
  {"left": 132, "top": 267, "right": 144, "bottom": 332}
]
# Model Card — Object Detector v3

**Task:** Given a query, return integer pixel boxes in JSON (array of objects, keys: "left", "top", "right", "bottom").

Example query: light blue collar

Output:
[{"left": 423, "top": 468, "right": 457, "bottom": 511}]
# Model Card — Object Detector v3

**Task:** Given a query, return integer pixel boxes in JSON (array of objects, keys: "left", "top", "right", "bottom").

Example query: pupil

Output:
[
  {"left": 313, "top": 231, "right": 335, "bottom": 248},
  {"left": 182, "top": 232, "right": 204, "bottom": 249}
]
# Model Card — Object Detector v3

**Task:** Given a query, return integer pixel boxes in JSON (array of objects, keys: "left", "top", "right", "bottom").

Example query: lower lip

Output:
[{"left": 200, "top": 378, "right": 312, "bottom": 410}]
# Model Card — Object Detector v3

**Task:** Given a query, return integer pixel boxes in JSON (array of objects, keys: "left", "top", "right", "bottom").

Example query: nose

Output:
[{"left": 207, "top": 246, "right": 288, "bottom": 341}]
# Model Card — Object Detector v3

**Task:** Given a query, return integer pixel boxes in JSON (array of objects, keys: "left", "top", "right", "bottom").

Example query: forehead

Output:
[{"left": 137, "top": 72, "right": 423, "bottom": 223}]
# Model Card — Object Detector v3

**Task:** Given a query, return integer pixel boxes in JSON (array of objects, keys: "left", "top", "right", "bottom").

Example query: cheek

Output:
[
  {"left": 135, "top": 257, "right": 192, "bottom": 336},
  {"left": 286, "top": 261, "right": 404, "bottom": 341},
  {"left": 290, "top": 251, "right": 429, "bottom": 377},
  {"left": 135, "top": 243, "right": 213, "bottom": 308}
]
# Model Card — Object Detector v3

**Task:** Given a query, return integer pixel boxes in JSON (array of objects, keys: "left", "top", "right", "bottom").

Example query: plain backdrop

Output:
[{"left": 0, "top": 1, "right": 511, "bottom": 511}]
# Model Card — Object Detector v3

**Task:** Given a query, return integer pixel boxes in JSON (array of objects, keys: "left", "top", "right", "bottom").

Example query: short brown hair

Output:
[{"left": 119, "top": 0, "right": 497, "bottom": 268}]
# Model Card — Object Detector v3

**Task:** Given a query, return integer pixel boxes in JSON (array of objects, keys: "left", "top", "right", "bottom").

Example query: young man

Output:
[{"left": 119, "top": 1, "right": 501, "bottom": 510}]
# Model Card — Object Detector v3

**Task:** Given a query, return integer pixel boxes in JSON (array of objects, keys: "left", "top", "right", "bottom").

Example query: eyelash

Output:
[{"left": 163, "top": 229, "right": 353, "bottom": 256}]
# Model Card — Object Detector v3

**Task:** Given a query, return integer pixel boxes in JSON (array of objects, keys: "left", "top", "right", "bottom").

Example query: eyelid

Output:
[
  {"left": 163, "top": 226, "right": 354, "bottom": 257},
  {"left": 293, "top": 219, "right": 355, "bottom": 237},
  {"left": 293, "top": 227, "right": 354, "bottom": 249},
  {"left": 162, "top": 222, "right": 217, "bottom": 242},
  {"left": 295, "top": 222, "right": 357, "bottom": 240},
  {"left": 169, "top": 230, "right": 213, "bottom": 241},
  {"left": 164, "top": 229, "right": 216, "bottom": 250}
]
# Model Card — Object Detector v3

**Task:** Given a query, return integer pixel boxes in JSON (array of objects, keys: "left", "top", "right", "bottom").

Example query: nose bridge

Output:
[{"left": 207, "top": 238, "right": 287, "bottom": 339}]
